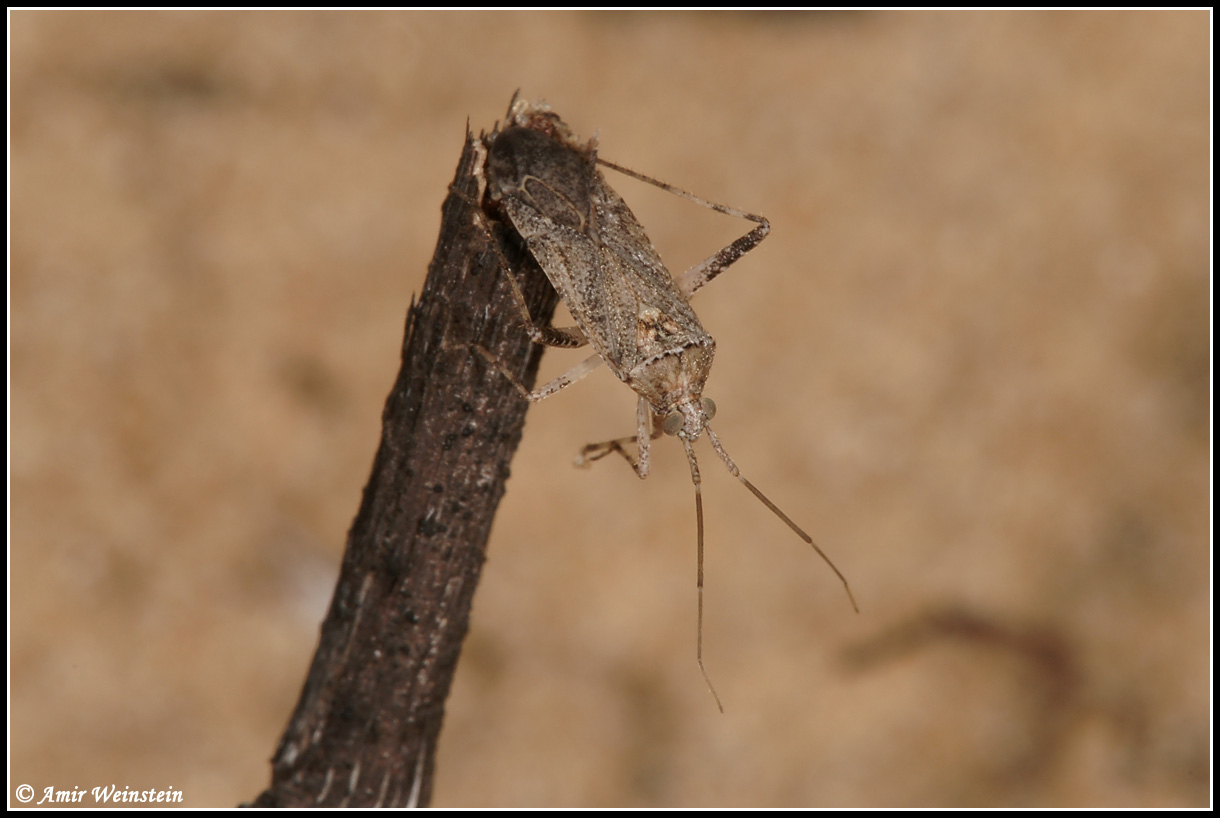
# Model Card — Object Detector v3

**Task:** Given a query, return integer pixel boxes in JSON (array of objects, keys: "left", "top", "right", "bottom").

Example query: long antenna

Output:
[
  {"left": 681, "top": 437, "right": 725, "bottom": 713},
  {"left": 705, "top": 426, "right": 859, "bottom": 613}
]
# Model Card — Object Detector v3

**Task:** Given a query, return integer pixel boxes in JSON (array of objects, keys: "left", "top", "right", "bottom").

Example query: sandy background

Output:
[{"left": 10, "top": 10, "right": 1210, "bottom": 808}]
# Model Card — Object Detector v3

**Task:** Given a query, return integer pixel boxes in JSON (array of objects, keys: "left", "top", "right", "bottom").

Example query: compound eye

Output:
[
  {"left": 662, "top": 411, "right": 683, "bottom": 436},
  {"left": 701, "top": 397, "right": 717, "bottom": 420}
]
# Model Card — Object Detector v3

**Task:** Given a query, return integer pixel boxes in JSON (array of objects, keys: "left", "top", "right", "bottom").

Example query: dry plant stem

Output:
[{"left": 251, "top": 127, "right": 559, "bottom": 808}]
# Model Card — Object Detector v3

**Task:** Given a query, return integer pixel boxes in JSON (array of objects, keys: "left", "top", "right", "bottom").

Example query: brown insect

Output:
[{"left": 473, "top": 97, "right": 857, "bottom": 710}]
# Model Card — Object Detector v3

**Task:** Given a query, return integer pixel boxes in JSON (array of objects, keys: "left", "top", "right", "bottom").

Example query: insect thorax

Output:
[{"left": 629, "top": 336, "right": 716, "bottom": 421}]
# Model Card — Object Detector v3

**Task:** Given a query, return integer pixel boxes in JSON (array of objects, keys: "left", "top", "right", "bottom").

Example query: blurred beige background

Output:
[{"left": 10, "top": 10, "right": 1209, "bottom": 808}]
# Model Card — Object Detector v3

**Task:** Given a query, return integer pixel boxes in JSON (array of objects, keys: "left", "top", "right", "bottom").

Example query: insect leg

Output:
[
  {"left": 674, "top": 219, "right": 770, "bottom": 299},
  {"left": 470, "top": 346, "right": 605, "bottom": 404},
  {"left": 441, "top": 206, "right": 603, "bottom": 400},
  {"left": 574, "top": 398, "right": 662, "bottom": 478},
  {"left": 474, "top": 219, "right": 589, "bottom": 350},
  {"left": 595, "top": 157, "right": 771, "bottom": 299}
]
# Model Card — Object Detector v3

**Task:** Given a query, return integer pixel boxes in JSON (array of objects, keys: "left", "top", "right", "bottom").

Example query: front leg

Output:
[
  {"left": 575, "top": 398, "right": 660, "bottom": 478},
  {"left": 633, "top": 396, "right": 653, "bottom": 479}
]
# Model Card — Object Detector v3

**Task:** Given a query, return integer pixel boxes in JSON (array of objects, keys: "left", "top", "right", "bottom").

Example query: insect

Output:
[{"left": 473, "top": 98, "right": 857, "bottom": 710}]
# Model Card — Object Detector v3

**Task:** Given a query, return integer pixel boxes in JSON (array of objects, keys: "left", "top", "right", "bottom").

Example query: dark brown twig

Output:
[{"left": 251, "top": 115, "right": 559, "bottom": 808}]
